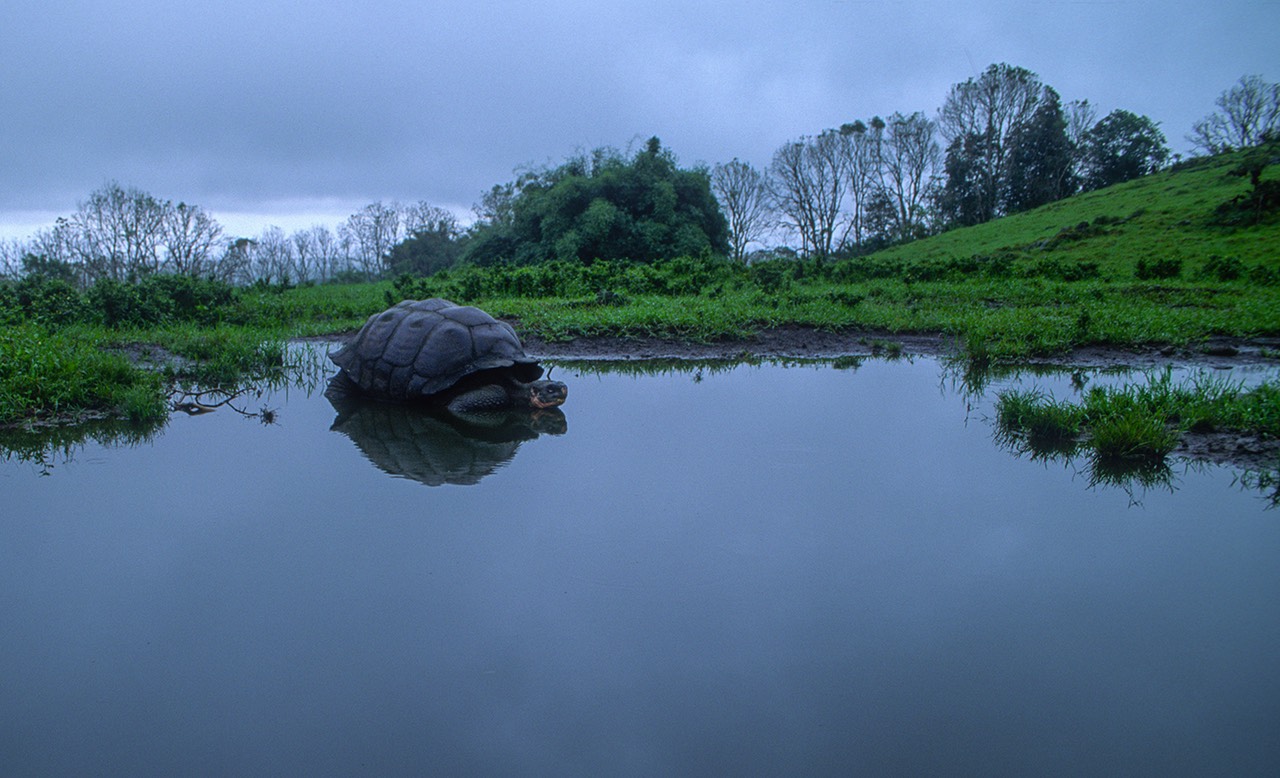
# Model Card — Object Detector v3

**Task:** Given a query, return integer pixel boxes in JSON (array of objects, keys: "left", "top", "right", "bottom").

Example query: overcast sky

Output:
[{"left": 2, "top": 0, "right": 1276, "bottom": 239}]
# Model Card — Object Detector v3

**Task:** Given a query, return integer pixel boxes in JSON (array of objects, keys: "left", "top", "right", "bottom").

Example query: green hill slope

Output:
[{"left": 875, "top": 148, "right": 1279, "bottom": 280}]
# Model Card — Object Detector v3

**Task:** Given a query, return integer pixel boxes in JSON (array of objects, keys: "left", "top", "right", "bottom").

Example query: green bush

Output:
[
  {"left": 1027, "top": 257, "right": 1101, "bottom": 281},
  {"left": 2, "top": 273, "right": 238, "bottom": 329},
  {"left": 12, "top": 276, "right": 87, "bottom": 326},
  {"left": 1199, "top": 255, "right": 1244, "bottom": 281},
  {"left": 1135, "top": 257, "right": 1182, "bottom": 280}
]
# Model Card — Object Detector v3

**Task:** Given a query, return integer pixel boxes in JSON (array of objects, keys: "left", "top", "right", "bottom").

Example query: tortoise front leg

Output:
[{"left": 446, "top": 384, "right": 515, "bottom": 415}]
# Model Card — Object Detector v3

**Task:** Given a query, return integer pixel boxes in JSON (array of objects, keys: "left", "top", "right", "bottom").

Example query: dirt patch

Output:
[
  {"left": 1174, "top": 430, "right": 1280, "bottom": 474},
  {"left": 519, "top": 326, "right": 962, "bottom": 362}
]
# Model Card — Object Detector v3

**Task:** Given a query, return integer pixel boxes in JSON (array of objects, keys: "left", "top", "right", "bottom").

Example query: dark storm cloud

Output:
[{"left": 2, "top": 0, "right": 1277, "bottom": 235}]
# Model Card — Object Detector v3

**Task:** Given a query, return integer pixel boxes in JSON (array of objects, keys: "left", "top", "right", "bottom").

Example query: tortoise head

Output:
[{"left": 527, "top": 379, "right": 568, "bottom": 409}]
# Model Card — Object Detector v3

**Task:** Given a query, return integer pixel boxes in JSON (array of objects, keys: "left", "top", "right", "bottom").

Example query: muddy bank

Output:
[{"left": 521, "top": 325, "right": 1280, "bottom": 371}]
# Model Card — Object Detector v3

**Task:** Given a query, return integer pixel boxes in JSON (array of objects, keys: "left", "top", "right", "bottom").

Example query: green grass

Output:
[
  {"left": 996, "top": 389, "right": 1084, "bottom": 456},
  {"left": 871, "top": 151, "right": 1280, "bottom": 276},
  {"left": 0, "top": 324, "right": 168, "bottom": 426}
]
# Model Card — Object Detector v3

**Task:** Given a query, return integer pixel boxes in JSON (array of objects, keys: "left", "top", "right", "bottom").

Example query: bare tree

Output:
[
  {"left": 71, "top": 182, "right": 168, "bottom": 282},
  {"left": 401, "top": 200, "right": 460, "bottom": 239},
  {"left": 342, "top": 202, "right": 401, "bottom": 279},
  {"left": 1065, "top": 99, "right": 1097, "bottom": 151},
  {"left": 291, "top": 228, "right": 318, "bottom": 283},
  {"left": 306, "top": 225, "right": 346, "bottom": 282},
  {"left": 0, "top": 237, "right": 25, "bottom": 278},
  {"left": 27, "top": 220, "right": 82, "bottom": 282},
  {"left": 163, "top": 202, "right": 224, "bottom": 276},
  {"left": 1190, "top": 74, "right": 1280, "bottom": 154},
  {"left": 1065, "top": 99, "right": 1098, "bottom": 182},
  {"left": 251, "top": 226, "right": 294, "bottom": 284},
  {"left": 879, "top": 112, "right": 941, "bottom": 242},
  {"left": 217, "top": 238, "right": 254, "bottom": 286},
  {"left": 838, "top": 118, "right": 884, "bottom": 253},
  {"left": 769, "top": 131, "right": 851, "bottom": 258},
  {"left": 711, "top": 159, "right": 773, "bottom": 263}
]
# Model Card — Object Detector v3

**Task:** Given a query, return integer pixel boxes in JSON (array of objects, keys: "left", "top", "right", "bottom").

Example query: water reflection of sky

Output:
[{"left": 2, "top": 358, "right": 1278, "bottom": 775}]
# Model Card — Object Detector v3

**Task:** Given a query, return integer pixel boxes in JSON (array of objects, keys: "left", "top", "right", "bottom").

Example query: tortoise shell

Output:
[{"left": 329, "top": 298, "right": 542, "bottom": 400}]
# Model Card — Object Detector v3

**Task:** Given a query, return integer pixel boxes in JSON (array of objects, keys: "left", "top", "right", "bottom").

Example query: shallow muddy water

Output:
[{"left": 2, "top": 354, "right": 1278, "bottom": 775}]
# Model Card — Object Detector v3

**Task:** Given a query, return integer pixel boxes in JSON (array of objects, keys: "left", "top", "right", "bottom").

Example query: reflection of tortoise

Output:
[
  {"left": 328, "top": 400, "right": 565, "bottom": 487},
  {"left": 329, "top": 298, "right": 567, "bottom": 415}
]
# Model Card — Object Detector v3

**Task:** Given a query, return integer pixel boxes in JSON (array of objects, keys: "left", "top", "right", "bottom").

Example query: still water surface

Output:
[{"left": 2, "top": 356, "right": 1278, "bottom": 775}]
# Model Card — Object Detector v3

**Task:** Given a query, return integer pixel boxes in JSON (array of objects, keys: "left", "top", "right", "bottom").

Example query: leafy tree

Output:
[
  {"left": 1190, "top": 74, "right": 1280, "bottom": 154},
  {"left": 1213, "top": 140, "right": 1280, "bottom": 225},
  {"left": 389, "top": 219, "right": 463, "bottom": 276},
  {"left": 937, "top": 63, "right": 1045, "bottom": 224},
  {"left": 1082, "top": 110, "right": 1170, "bottom": 190},
  {"left": 937, "top": 132, "right": 993, "bottom": 227},
  {"left": 19, "top": 252, "right": 79, "bottom": 284},
  {"left": 465, "top": 138, "right": 728, "bottom": 265},
  {"left": 1002, "top": 88, "right": 1078, "bottom": 212},
  {"left": 473, "top": 182, "right": 518, "bottom": 231},
  {"left": 386, "top": 202, "right": 462, "bottom": 276},
  {"left": 401, "top": 201, "right": 460, "bottom": 239}
]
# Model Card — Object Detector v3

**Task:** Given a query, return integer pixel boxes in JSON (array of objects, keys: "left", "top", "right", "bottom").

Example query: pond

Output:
[{"left": 2, "top": 352, "right": 1278, "bottom": 776}]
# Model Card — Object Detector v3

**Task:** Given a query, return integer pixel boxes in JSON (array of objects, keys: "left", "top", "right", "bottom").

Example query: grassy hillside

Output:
[{"left": 873, "top": 150, "right": 1278, "bottom": 277}]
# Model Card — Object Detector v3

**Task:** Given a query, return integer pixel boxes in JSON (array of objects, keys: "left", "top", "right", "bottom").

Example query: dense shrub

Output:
[
  {"left": 390, "top": 255, "right": 743, "bottom": 302},
  {"left": 1, "top": 273, "right": 237, "bottom": 328},
  {"left": 1026, "top": 257, "right": 1101, "bottom": 281},
  {"left": 10, "top": 276, "right": 87, "bottom": 326},
  {"left": 1135, "top": 257, "right": 1182, "bottom": 280},
  {"left": 1198, "top": 255, "right": 1245, "bottom": 281}
]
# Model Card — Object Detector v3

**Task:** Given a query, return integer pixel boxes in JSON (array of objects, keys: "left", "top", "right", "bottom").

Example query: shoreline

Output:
[
  {"left": 519, "top": 326, "right": 1280, "bottom": 474},
  {"left": 9, "top": 327, "right": 1279, "bottom": 475},
  {"left": 520, "top": 325, "right": 1280, "bottom": 371}
]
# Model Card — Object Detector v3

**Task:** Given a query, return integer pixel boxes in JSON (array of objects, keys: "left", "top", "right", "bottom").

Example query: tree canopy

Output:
[
  {"left": 462, "top": 138, "right": 729, "bottom": 265},
  {"left": 1082, "top": 110, "right": 1170, "bottom": 190}
]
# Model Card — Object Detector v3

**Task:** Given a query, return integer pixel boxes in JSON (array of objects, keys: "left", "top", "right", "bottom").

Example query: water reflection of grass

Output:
[
  {"left": 994, "top": 368, "right": 1280, "bottom": 499},
  {"left": 0, "top": 417, "right": 167, "bottom": 475},
  {"left": 550, "top": 354, "right": 835, "bottom": 379}
]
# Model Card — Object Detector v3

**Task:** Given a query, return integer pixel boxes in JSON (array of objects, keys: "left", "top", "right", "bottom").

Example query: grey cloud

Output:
[{"left": 2, "top": 0, "right": 1276, "bottom": 235}]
